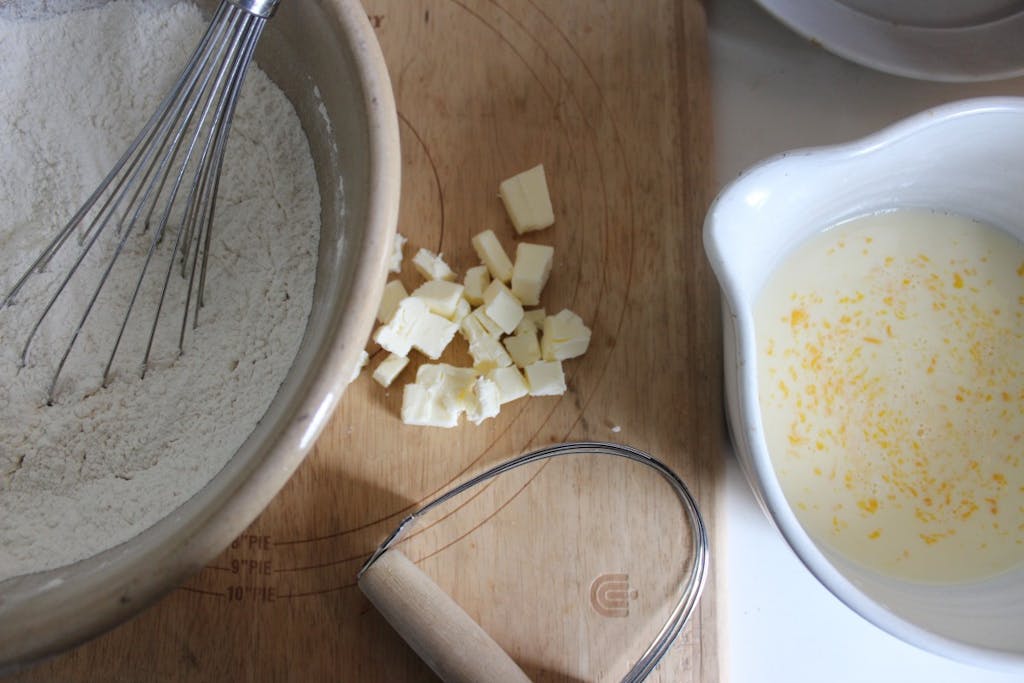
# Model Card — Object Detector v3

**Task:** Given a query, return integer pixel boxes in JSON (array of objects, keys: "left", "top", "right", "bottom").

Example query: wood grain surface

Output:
[{"left": 10, "top": 0, "right": 721, "bottom": 680}]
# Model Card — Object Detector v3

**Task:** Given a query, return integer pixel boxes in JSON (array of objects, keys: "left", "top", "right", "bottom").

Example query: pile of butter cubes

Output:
[{"left": 356, "top": 164, "right": 592, "bottom": 428}]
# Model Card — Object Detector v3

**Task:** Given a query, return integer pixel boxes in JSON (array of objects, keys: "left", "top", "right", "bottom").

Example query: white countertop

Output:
[{"left": 710, "top": 2, "right": 1024, "bottom": 681}]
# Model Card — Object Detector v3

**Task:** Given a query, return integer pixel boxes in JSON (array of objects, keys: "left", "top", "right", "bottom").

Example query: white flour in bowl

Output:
[{"left": 0, "top": 1, "right": 320, "bottom": 580}]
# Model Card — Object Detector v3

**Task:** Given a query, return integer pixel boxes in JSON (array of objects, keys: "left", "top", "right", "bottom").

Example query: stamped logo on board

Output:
[{"left": 589, "top": 573, "right": 638, "bottom": 618}]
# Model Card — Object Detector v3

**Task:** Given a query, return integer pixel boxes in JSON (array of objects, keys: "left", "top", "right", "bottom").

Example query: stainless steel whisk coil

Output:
[{"left": 1, "top": 0, "right": 280, "bottom": 404}]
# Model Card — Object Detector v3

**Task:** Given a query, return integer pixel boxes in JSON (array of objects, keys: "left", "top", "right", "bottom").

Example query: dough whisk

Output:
[{"left": 1, "top": 0, "right": 279, "bottom": 405}]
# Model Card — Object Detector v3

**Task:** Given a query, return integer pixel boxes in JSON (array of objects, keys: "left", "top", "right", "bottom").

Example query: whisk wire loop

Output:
[
  {"left": 99, "top": 5, "right": 242, "bottom": 389},
  {"left": 1, "top": 0, "right": 278, "bottom": 404},
  {"left": 141, "top": 9, "right": 263, "bottom": 380}
]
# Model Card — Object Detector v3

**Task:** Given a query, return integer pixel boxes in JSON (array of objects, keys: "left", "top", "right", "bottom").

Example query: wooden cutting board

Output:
[{"left": 12, "top": 0, "right": 720, "bottom": 680}]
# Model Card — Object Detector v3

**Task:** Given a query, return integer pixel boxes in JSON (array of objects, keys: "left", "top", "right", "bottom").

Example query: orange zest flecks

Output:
[
  {"left": 857, "top": 498, "right": 879, "bottom": 514},
  {"left": 956, "top": 499, "right": 979, "bottom": 520},
  {"left": 790, "top": 308, "right": 808, "bottom": 328},
  {"left": 920, "top": 530, "right": 955, "bottom": 546},
  {"left": 757, "top": 212, "right": 1024, "bottom": 582}
]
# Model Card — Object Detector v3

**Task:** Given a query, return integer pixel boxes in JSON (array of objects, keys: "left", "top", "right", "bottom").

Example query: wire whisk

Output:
[{"left": 1, "top": 0, "right": 280, "bottom": 405}]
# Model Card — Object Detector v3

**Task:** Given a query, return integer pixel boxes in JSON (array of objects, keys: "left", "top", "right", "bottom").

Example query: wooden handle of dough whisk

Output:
[{"left": 358, "top": 549, "right": 532, "bottom": 683}]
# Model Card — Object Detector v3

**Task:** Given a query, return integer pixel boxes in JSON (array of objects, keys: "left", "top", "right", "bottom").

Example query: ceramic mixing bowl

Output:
[
  {"left": 0, "top": 0, "right": 399, "bottom": 671},
  {"left": 705, "top": 97, "right": 1024, "bottom": 671}
]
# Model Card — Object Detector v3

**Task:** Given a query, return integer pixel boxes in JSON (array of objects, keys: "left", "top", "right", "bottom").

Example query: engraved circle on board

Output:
[{"left": 183, "top": 0, "right": 635, "bottom": 600}]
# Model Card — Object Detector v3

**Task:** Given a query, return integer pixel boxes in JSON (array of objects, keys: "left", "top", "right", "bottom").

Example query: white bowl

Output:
[
  {"left": 705, "top": 97, "right": 1024, "bottom": 671},
  {"left": 0, "top": 0, "right": 399, "bottom": 671}
]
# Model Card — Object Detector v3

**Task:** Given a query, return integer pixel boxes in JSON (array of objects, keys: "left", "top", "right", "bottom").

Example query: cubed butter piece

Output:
[
  {"left": 524, "top": 360, "right": 566, "bottom": 396},
  {"left": 374, "top": 297, "right": 457, "bottom": 359},
  {"left": 498, "top": 164, "right": 555, "bottom": 234},
  {"left": 487, "top": 366, "right": 529, "bottom": 405},
  {"left": 451, "top": 296, "right": 471, "bottom": 324},
  {"left": 412, "top": 248, "right": 456, "bottom": 281},
  {"left": 463, "top": 265, "right": 491, "bottom": 306},
  {"left": 372, "top": 353, "right": 409, "bottom": 388},
  {"left": 401, "top": 364, "right": 479, "bottom": 427},
  {"left": 466, "top": 377, "right": 501, "bottom": 425},
  {"left": 510, "top": 243, "right": 554, "bottom": 306},
  {"left": 517, "top": 308, "right": 546, "bottom": 335},
  {"left": 459, "top": 311, "right": 490, "bottom": 345},
  {"left": 401, "top": 383, "right": 459, "bottom": 428},
  {"left": 348, "top": 349, "right": 370, "bottom": 384},
  {"left": 459, "top": 307, "right": 504, "bottom": 345},
  {"left": 408, "top": 310, "right": 459, "bottom": 360},
  {"left": 416, "top": 362, "right": 476, "bottom": 388},
  {"left": 389, "top": 232, "right": 407, "bottom": 273},
  {"left": 415, "top": 363, "right": 451, "bottom": 385},
  {"left": 482, "top": 280, "right": 524, "bottom": 335},
  {"left": 468, "top": 335, "right": 513, "bottom": 373},
  {"left": 466, "top": 306, "right": 505, "bottom": 339},
  {"left": 412, "top": 279, "right": 465, "bottom": 318},
  {"left": 373, "top": 297, "right": 428, "bottom": 357},
  {"left": 540, "top": 309, "right": 591, "bottom": 361},
  {"left": 417, "top": 363, "right": 477, "bottom": 415},
  {"left": 471, "top": 230, "right": 513, "bottom": 283},
  {"left": 377, "top": 280, "right": 408, "bottom": 324},
  {"left": 502, "top": 329, "right": 540, "bottom": 368}
]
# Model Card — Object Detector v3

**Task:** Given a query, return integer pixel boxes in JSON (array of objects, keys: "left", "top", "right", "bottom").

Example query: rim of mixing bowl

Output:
[{"left": 0, "top": 0, "right": 400, "bottom": 672}]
